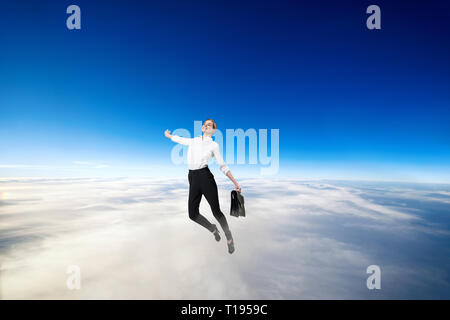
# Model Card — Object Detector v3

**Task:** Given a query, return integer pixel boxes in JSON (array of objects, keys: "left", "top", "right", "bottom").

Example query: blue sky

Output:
[{"left": 1, "top": 0, "right": 449, "bottom": 182}]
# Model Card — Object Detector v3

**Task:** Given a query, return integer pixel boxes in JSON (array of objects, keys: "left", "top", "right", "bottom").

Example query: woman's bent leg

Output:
[{"left": 202, "top": 174, "right": 233, "bottom": 241}]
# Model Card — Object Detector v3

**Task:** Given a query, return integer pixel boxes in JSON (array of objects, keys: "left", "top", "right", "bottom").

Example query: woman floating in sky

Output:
[{"left": 165, "top": 119, "right": 241, "bottom": 254}]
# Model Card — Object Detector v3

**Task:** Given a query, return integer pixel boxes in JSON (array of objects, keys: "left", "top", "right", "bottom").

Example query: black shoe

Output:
[
  {"left": 212, "top": 225, "right": 221, "bottom": 242},
  {"left": 227, "top": 238, "right": 235, "bottom": 254}
]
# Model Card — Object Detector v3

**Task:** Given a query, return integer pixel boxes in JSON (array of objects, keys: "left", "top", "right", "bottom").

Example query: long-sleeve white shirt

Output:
[{"left": 171, "top": 134, "right": 230, "bottom": 176}]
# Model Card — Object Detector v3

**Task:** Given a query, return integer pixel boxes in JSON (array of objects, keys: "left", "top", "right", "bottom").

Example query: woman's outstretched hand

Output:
[
  {"left": 235, "top": 184, "right": 242, "bottom": 193},
  {"left": 164, "top": 129, "right": 172, "bottom": 139}
]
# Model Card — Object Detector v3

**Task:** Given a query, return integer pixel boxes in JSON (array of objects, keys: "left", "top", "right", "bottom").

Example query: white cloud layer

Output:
[{"left": 0, "top": 177, "right": 449, "bottom": 299}]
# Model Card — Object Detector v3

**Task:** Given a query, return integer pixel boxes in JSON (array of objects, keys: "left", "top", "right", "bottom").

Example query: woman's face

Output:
[{"left": 202, "top": 120, "right": 216, "bottom": 135}]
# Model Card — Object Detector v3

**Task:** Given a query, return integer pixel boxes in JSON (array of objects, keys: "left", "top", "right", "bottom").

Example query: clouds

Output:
[
  {"left": 0, "top": 177, "right": 449, "bottom": 299},
  {"left": 73, "top": 161, "right": 111, "bottom": 169}
]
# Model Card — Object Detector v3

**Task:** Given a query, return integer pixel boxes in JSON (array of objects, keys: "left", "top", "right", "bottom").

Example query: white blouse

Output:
[{"left": 171, "top": 134, "right": 231, "bottom": 176}]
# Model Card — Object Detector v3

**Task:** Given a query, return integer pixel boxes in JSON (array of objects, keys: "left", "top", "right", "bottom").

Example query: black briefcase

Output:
[{"left": 230, "top": 190, "right": 245, "bottom": 218}]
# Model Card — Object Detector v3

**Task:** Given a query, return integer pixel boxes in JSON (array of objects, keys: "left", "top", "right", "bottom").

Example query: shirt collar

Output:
[{"left": 201, "top": 135, "right": 212, "bottom": 141}]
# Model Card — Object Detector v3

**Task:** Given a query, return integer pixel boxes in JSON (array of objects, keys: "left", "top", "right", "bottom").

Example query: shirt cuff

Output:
[{"left": 221, "top": 166, "right": 230, "bottom": 176}]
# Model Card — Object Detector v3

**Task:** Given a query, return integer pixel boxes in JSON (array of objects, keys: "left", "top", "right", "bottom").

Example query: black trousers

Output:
[{"left": 188, "top": 166, "right": 232, "bottom": 240}]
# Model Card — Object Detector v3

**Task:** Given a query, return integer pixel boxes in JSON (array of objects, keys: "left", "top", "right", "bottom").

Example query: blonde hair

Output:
[{"left": 203, "top": 119, "right": 217, "bottom": 129}]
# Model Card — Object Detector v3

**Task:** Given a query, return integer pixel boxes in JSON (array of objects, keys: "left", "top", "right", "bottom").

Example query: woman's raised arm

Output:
[{"left": 164, "top": 129, "right": 192, "bottom": 145}]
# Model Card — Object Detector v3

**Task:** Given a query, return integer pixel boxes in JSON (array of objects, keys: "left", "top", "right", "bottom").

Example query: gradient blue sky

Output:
[{"left": 1, "top": 0, "right": 449, "bottom": 182}]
